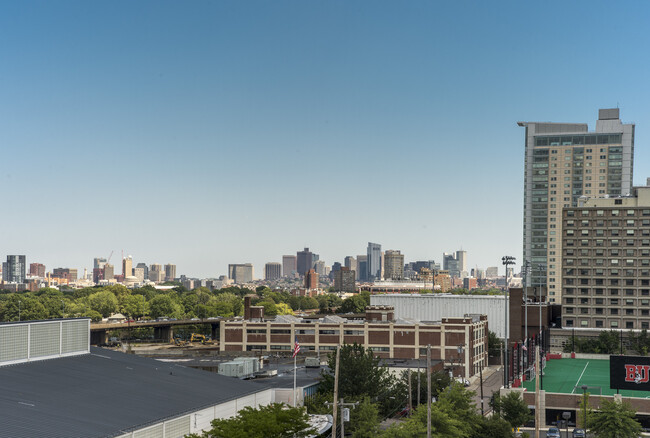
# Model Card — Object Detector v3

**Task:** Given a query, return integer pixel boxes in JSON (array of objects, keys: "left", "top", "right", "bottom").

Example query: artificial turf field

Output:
[{"left": 521, "top": 358, "right": 650, "bottom": 398}]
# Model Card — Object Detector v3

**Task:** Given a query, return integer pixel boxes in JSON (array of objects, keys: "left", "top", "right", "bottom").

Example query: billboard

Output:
[{"left": 610, "top": 355, "right": 650, "bottom": 391}]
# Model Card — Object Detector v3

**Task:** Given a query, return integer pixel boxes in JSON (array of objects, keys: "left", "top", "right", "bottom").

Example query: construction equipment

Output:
[
  {"left": 190, "top": 333, "right": 211, "bottom": 344},
  {"left": 171, "top": 337, "right": 188, "bottom": 347}
]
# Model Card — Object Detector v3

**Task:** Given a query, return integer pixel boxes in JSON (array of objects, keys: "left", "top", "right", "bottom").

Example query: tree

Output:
[
  {"left": 349, "top": 397, "right": 381, "bottom": 438},
  {"left": 405, "top": 370, "right": 451, "bottom": 409},
  {"left": 120, "top": 294, "right": 147, "bottom": 319},
  {"left": 578, "top": 391, "right": 592, "bottom": 430},
  {"left": 488, "top": 330, "right": 503, "bottom": 357},
  {"left": 148, "top": 294, "right": 183, "bottom": 319},
  {"left": 470, "top": 415, "right": 513, "bottom": 438},
  {"left": 499, "top": 391, "right": 532, "bottom": 429},
  {"left": 627, "top": 329, "right": 650, "bottom": 356},
  {"left": 588, "top": 399, "right": 642, "bottom": 438},
  {"left": 319, "top": 343, "right": 393, "bottom": 402},
  {"left": 87, "top": 290, "right": 119, "bottom": 317},
  {"left": 186, "top": 403, "right": 314, "bottom": 438},
  {"left": 338, "top": 295, "right": 368, "bottom": 314}
]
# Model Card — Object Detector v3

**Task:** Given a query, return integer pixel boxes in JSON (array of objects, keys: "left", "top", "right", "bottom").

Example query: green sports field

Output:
[{"left": 521, "top": 358, "right": 650, "bottom": 398}]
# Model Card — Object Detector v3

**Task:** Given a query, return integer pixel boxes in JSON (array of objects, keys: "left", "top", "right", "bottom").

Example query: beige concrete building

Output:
[
  {"left": 561, "top": 183, "right": 650, "bottom": 329},
  {"left": 519, "top": 108, "right": 635, "bottom": 303}
]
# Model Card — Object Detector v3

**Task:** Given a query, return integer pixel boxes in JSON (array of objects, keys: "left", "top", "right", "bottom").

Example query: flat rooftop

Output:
[{"left": 0, "top": 347, "right": 269, "bottom": 438}]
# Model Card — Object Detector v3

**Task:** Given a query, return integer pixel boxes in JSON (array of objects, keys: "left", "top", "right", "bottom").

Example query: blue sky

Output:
[{"left": 2, "top": 1, "right": 649, "bottom": 278}]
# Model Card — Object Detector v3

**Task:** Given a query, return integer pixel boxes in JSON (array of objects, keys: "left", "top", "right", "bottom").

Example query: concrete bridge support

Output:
[{"left": 154, "top": 326, "right": 174, "bottom": 343}]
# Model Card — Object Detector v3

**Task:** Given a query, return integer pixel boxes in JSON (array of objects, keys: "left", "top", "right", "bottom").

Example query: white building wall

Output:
[
  {"left": 370, "top": 294, "right": 509, "bottom": 338},
  {"left": 119, "top": 388, "right": 274, "bottom": 438}
]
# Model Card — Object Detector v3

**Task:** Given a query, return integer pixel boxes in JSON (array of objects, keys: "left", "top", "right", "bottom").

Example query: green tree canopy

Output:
[
  {"left": 499, "top": 391, "right": 532, "bottom": 429},
  {"left": 588, "top": 399, "right": 642, "bottom": 438},
  {"left": 87, "top": 290, "right": 119, "bottom": 317},
  {"left": 186, "top": 403, "right": 314, "bottom": 438},
  {"left": 319, "top": 343, "right": 394, "bottom": 401},
  {"left": 148, "top": 294, "right": 183, "bottom": 319}
]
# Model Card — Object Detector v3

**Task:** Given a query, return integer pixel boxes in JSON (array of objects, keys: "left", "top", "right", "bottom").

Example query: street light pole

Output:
[
  {"left": 537, "top": 264, "right": 545, "bottom": 391},
  {"left": 523, "top": 260, "right": 530, "bottom": 343},
  {"left": 581, "top": 384, "right": 588, "bottom": 430},
  {"left": 502, "top": 256, "right": 516, "bottom": 388}
]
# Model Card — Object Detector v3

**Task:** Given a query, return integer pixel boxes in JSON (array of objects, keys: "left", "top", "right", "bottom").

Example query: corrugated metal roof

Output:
[{"left": 0, "top": 347, "right": 268, "bottom": 438}]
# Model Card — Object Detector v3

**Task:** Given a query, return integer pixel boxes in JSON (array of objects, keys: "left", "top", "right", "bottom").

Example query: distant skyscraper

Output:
[
  {"left": 133, "top": 267, "right": 145, "bottom": 283},
  {"left": 304, "top": 269, "right": 319, "bottom": 289},
  {"left": 94, "top": 258, "right": 107, "bottom": 270},
  {"left": 367, "top": 242, "right": 382, "bottom": 281},
  {"left": 164, "top": 264, "right": 176, "bottom": 282},
  {"left": 149, "top": 264, "right": 163, "bottom": 282},
  {"left": 136, "top": 263, "right": 149, "bottom": 280},
  {"left": 53, "top": 268, "right": 78, "bottom": 282},
  {"left": 334, "top": 267, "right": 356, "bottom": 292},
  {"left": 228, "top": 263, "right": 254, "bottom": 283},
  {"left": 456, "top": 250, "right": 467, "bottom": 274},
  {"left": 357, "top": 255, "right": 368, "bottom": 281},
  {"left": 265, "top": 262, "right": 281, "bottom": 280},
  {"left": 313, "top": 260, "right": 326, "bottom": 276},
  {"left": 443, "top": 252, "right": 461, "bottom": 278},
  {"left": 3, "top": 255, "right": 26, "bottom": 283},
  {"left": 122, "top": 256, "right": 133, "bottom": 279},
  {"left": 383, "top": 250, "right": 404, "bottom": 280},
  {"left": 519, "top": 108, "right": 634, "bottom": 302},
  {"left": 296, "top": 248, "right": 314, "bottom": 277},
  {"left": 282, "top": 255, "right": 297, "bottom": 277},
  {"left": 486, "top": 266, "right": 499, "bottom": 278},
  {"left": 29, "top": 263, "right": 46, "bottom": 278},
  {"left": 344, "top": 256, "right": 357, "bottom": 274},
  {"left": 103, "top": 264, "right": 115, "bottom": 280}
]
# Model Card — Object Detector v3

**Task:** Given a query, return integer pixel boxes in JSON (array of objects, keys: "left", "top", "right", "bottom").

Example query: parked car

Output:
[
  {"left": 546, "top": 428, "right": 561, "bottom": 438},
  {"left": 572, "top": 429, "right": 586, "bottom": 438}
]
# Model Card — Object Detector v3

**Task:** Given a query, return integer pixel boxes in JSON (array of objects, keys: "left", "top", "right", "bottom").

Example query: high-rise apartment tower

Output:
[{"left": 519, "top": 108, "right": 634, "bottom": 302}]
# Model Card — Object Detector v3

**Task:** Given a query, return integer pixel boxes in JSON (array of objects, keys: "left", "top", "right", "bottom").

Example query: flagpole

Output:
[{"left": 293, "top": 353, "right": 297, "bottom": 407}]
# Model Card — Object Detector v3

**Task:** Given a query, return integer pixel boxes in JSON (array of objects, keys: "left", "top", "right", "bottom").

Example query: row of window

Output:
[
  {"left": 565, "top": 319, "right": 647, "bottom": 329},
  {"left": 566, "top": 229, "right": 650, "bottom": 236},
  {"left": 534, "top": 134, "right": 622, "bottom": 146},
  {"left": 566, "top": 219, "right": 650, "bottom": 226},
  {"left": 567, "top": 209, "right": 650, "bottom": 217},
  {"left": 565, "top": 269, "right": 650, "bottom": 277},
  {"left": 565, "top": 249, "right": 650, "bottom": 256},
  {"left": 565, "top": 297, "right": 650, "bottom": 305},
  {"left": 564, "top": 288, "right": 650, "bottom": 296},
  {"left": 565, "top": 239, "right": 650, "bottom": 247},
  {"left": 565, "top": 308, "right": 648, "bottom": 316},
  {"left": 565, "top": 278, "right": 649, "bottom": 286}
]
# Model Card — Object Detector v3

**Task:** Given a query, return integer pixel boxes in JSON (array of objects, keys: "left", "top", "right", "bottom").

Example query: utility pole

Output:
[
  {"left": 417, "top": 361, "right": 421, "bottom": 407},
  {"left": 332, "top": 345, "right": 340, "bottom": 438},
  {"left": 325, "top": 398, "right": 358, "bottom": 438},
  {"left": 535, "top": 345, "right": 540, "bottom": 438},
  {"left": 408, "top": 368, "right": 412, "bottom": 414},
  {"left": 427, "top": 344, "right": 431, "bottom": 438},
  {"left": 478, "top": 363, "right": 485, "bottom": 415}
]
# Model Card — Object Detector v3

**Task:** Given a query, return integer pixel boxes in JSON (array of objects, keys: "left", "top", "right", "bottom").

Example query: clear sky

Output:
[{"left": 2, "top": 1, "right": 650, "bottom": 278}]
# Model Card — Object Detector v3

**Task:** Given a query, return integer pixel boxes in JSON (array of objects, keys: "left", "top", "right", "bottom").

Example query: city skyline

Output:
[{"left": 2, "top": 2, "right": 650, "bottom": 278}]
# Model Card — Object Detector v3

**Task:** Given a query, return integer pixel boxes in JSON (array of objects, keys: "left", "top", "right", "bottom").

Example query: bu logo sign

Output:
[{"left": 624, "top": 365, "right": 650, "bottom": 383}]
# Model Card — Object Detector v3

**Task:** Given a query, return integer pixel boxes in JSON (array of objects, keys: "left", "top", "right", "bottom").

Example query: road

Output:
[{"left": 467, "top": 365, "right": 503, "bottom": 415}]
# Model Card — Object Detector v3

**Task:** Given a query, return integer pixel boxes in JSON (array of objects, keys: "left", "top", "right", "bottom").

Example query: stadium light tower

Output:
[{"left": 502, "top": 255, "right": 516, "bottom": 388}]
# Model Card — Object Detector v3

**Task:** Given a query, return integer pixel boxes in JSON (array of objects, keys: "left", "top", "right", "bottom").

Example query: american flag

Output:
[{"left": 292, "top": 338, "right": 300, "bottom": 358}]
